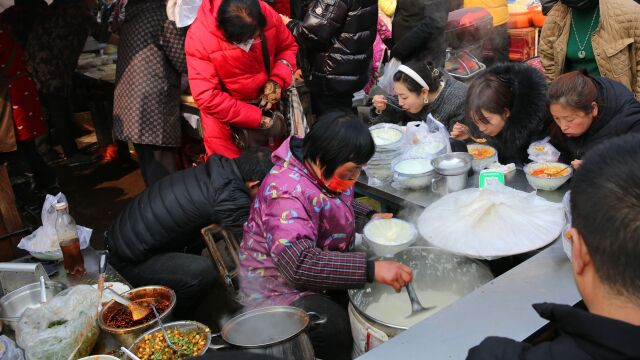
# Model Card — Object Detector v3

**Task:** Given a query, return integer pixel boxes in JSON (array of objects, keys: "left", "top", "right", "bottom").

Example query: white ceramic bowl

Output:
[
  {"left": 392, "top": 158, "right": 435, "bottom": 190},
  {"left": 524, "top": 162, "right": 573, "bottom": 191},
  {"left": 467, "top": 144, "right": 498, "bottom": 172},
  {"left": 363, "top": 218, "right": 417, "bottom": 257},
  {"left": 78, "top": 356, "right": 120, "bottom": 360}
]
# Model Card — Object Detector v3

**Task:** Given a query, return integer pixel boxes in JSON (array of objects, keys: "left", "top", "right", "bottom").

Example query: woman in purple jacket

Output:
[{"left": 239, "top": 111, "right": 413, "bottom": 360}]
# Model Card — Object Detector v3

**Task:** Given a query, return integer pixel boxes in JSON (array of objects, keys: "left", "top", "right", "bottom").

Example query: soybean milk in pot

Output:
[{"left": 349, "top": 247, "right": 493, "bottom": 334}]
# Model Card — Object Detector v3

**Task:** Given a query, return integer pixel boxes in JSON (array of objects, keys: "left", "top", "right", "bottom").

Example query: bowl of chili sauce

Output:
[{"left": 98, "top": 285, "right": 177, "bottom": 347}]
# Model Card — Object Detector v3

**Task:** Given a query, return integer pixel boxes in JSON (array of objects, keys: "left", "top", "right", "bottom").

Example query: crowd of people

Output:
[{"left": 2, "top": 0, "right": 640, "bottom": 358}]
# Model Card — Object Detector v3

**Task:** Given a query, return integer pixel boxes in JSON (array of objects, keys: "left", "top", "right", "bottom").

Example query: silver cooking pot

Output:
[
  {"left": 210, "top": 306, "right": 325, "bottom": 359},
  {"left": 349, "top": 247, "right": 494, "bottom": 337},
  {"left": 0, "top": 281, "right": 67, "bottom": 330}
]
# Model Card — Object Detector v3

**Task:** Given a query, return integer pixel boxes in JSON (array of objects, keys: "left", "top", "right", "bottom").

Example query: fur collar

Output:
[{"left": 484, "top": 63, "right": 551, "bottom": 164}]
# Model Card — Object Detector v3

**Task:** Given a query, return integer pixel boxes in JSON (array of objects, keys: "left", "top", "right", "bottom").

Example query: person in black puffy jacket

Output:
[
  {"left": 106, "top": 147, "right": 273, "bottom": 313},
  {"left": 467, "top": 134, "right": 640, "bottom": 360},
  {"left": 391, "top": 0, "right": 451, "bottom": 67},
  {"left": 280, "top": 0, "right": 377, "bottom": 115},
  {"left": 451, "top": 63, "right": 553, "bottom": 166}
]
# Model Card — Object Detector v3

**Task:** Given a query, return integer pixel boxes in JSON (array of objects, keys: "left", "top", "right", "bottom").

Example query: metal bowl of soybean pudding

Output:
[
  {"left": 98, "top": 285, "right": 176, "bottom": 347},
  {"left": 392, "top": 157, "right": 436, "bottom": 190},
  {"left": 349, "top": 247, "right": 494, "bottom": 337}
]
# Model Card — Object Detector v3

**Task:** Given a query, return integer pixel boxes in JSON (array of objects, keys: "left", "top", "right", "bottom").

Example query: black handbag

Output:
[{"left": 231, "top": 32, "right": 288, "bottom": 150}]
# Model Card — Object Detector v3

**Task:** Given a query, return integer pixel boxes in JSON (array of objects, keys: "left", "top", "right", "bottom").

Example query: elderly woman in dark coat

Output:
[
  {"left": 113, "top": 0, "right": 187, "bottom": 186},
  {"left": 548, "top": 70, "right": 640, "bottom": 168}
]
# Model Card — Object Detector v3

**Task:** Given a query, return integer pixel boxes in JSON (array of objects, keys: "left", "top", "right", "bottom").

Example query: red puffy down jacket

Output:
[
  {"left": 185, "top": 0, "right": 297, "bottom": 158},
  {"left": 0, "top": 27, "right": 46, "bottom": 143}
]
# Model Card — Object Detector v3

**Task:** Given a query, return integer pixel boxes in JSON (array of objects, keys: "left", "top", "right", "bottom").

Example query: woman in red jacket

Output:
[
  {"left": 0, "top": 25, "right": 58, "bottom": 193},
  {"left": 185, "top": 0, "right": 298, "bottom": 158}
]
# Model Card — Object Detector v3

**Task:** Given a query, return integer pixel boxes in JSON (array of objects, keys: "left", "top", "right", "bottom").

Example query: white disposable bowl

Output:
[
  {"left": 467, "top": 144, "right": 498, "bottom": 172},
  {"left": 363, "top": 218, "right": 417, "bottom": 257},
  {"left": 30, "top": 249, "right": 64, "bottom": 261},
  {"left": 524, "top": 162, "right": 572, "bottom": 191},
  {"left": 371, "top": 127, "right": 404, "bottom": 147}
]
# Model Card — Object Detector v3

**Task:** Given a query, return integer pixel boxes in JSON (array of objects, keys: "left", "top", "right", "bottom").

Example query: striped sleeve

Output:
[
  {"left": 352, "top": 199, "right": 375, "bottom": 220},
  {"left": 274, "top": 239, "right": 369, "bottom": 291}
]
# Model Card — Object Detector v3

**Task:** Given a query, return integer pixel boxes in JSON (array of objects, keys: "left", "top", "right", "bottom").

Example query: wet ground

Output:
[
  {"left": 55, "top": 158, "right": 145, "bottom": 249},
  {"left": 11, "top": 150, "right": 237, "bottom": 329}
]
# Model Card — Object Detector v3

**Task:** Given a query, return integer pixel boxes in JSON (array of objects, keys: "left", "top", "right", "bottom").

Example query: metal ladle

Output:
[
  {"left": 406, "top": 282, "right": 435, "bottom": 317},
  {"left": 151, "top": 305, "right": 181, "bottom": 353}
]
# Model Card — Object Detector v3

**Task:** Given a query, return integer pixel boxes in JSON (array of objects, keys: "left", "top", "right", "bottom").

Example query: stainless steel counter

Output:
[
  {"left": 356, "top": 169, "right": 568, "bottom": 210},
  {"left": 355, "top": 169, "right": 579, "bottom": 359}
]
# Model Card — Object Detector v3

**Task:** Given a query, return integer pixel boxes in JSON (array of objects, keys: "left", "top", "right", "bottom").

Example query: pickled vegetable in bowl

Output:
[
  {"left": 469, "top": 147, "right": 496, "bottom": 159},
  {"left": 530, "top": 165, "right": 570, "bottom": 178},
  {"left": 131, "top": 326, "right": 209, "bottom": 359}
]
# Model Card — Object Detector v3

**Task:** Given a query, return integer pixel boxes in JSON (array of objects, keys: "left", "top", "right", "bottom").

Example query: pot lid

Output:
[{"left": 221, "top": 306, "right": 309, "bottom": 348}]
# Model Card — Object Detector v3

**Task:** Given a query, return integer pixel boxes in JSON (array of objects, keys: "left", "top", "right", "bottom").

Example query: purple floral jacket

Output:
[{"left": 238, "top": 137, "right": 371, "bottom": 308}]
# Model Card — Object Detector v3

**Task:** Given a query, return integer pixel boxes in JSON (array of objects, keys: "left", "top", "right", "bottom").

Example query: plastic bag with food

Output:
[
  {"left": 403, "top": 116, "right": 452, "bottom": 154},
  {"left": 16, "top": 285, "right": 100, "bottom": 360},
  {"left": 0, "top": 336, "right": 25, "bottom": 360},
  {"left": 17, "top": 193, "right": 91, "bottom": 255},
  {"left": 418, "top": 182, "right": 565, "bottom": 259},
  {"left": 528, "top": 137, "right": 561, "bottom": 163}
]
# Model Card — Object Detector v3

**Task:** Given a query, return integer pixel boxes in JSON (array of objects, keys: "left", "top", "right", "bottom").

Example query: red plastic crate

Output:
[{"left": 508, "top": 27, "right": 536, "bottom": 62}]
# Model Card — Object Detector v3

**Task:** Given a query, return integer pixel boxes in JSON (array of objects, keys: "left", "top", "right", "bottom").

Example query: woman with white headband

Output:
[{"left": 370, "top": 59, "right": 468, "bottom": 131}]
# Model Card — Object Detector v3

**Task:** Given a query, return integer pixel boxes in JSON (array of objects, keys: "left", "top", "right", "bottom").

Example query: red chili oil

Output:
[{"left": 105, "top": 297, "right": 170, "bottom": 328}]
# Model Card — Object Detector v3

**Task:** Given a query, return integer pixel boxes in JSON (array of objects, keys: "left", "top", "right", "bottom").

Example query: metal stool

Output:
[{"left": 201, "top": 224, "right": 242, "bottom": 293}]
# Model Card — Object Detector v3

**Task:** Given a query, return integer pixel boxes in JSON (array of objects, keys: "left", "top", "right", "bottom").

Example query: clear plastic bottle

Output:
[{"left": 55, "top": 202, "right": 85, "bottom": 275}]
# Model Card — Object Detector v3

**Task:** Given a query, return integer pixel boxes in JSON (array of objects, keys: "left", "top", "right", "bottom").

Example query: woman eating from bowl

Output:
[
  {"left": 238, "top": 111, "right": 413, "bottom": 360},
  {"left": 370, "top": 60, "right": 468, "bottom": 131},
  {"left": 548, "top": 70, "right": 640, "bottom": 168},
  {"left": 450, "top": 63, "right": 552, "bottom": 165}
]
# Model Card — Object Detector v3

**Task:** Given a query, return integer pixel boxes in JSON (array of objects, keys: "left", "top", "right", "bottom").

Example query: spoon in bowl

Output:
[
  {"left": 151, "top": 305, "right": 181, "bottom": 353},
  {"left": 103, "top": 288, "right": 151, "bottom": 321},
  {"left": 543, "top": 165, "right": 572, "bottom": 176}
]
